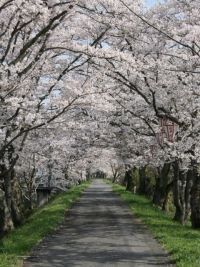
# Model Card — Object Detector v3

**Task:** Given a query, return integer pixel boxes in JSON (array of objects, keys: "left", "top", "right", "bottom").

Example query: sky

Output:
[{"left": 145, "top": 0, "right": 158, "bottom": 7}]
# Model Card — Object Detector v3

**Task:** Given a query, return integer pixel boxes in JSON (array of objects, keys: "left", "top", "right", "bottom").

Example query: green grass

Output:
[
  {"left": 112, "top": 183, "right": 200, "bottom": 267},
  {"left": 0, "top": 181, "right": 90, "bottom": 267}
]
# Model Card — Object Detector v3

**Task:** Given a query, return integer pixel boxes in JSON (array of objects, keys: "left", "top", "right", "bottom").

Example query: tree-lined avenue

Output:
[{"left": 24, "top": 179, "right": 172, "bottom": 267}]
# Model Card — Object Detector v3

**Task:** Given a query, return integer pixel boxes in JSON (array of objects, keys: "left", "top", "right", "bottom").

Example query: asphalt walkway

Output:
[{"left": 23, "top": 179, "right": 173, "bottom": 267}]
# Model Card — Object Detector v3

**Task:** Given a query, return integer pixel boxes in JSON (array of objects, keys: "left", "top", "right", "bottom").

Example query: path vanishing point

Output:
[{"left": 24, "top": 179, "right": 173, "bottom": 267}]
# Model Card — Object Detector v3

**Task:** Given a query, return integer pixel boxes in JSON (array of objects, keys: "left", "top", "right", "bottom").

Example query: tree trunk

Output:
[
  {"left": 152, "top": 175, "right": 163, "bottom": 205},
  {"left": 11, "top": 170, "right": 23, "bottom": 226},
  {"left": 152, "top": 163, "right": 171, "bottom": 209},
  {"left": 124, "top": 168, "right": 137, "bottom": 192},
  {"left": 138, "top": 166, "right": 146, "bottom": 194},
  {"left": 0, "top": 189, "right": 5, "bottom": 236},
  {"left": 112, "top": 171, "right": 118, "bottom": 183},
  {"left": 124, "top": 170, "right": 132, "bottom": 191},
  {"left": 1, "top": 163, "right": 23, "bottom": 232},
  {"left": 172, "top": 160, "right": 192, "bottom": 224},
  {"left": 185, "top": 170, "right": 193, "bottom": 221},
  {"left": 3, "top": 169, "right": 15, "bottom": 232},
  {"left": 0, "top": 188, "right": 14, "bottom": 234},
  {"left": 190, "top": 164, "right": 200, "bottom": 229},
  {"left": 162, "top": 181, "right": 173, "bottom": 211}
]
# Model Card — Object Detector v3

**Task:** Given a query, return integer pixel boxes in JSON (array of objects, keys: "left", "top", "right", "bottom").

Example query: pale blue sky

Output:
[{"left": 145, "top": 0, "right": 157, "bottom": 7}]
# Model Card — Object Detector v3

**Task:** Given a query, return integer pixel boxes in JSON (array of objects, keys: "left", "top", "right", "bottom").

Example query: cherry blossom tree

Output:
[
  {"left": 1, "top": 0, "right": 200, "bottom": 233},
  {"left": 66, "top": 0, "right": 200, "bottom": 226}
]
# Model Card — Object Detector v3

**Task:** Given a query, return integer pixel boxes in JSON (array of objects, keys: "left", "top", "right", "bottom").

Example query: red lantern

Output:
[
  {"left": 166, "top": 125, "right": 175, "bottom": 142},
  {"left": 159, "top": 117, "right": 177, "bottom": 143}
]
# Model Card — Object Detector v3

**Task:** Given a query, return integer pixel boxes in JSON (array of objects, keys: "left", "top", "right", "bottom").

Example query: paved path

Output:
[{"left": 24, "top": 179, "right": 173, "bottom": 267}]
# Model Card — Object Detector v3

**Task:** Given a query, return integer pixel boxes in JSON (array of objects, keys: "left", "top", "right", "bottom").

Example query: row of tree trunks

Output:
[
  {"left": 172, "top": 159, "right": 200, "bottom": 228},
  {"left": 122, "top": 160, "right": 200, "bottom": 229}
]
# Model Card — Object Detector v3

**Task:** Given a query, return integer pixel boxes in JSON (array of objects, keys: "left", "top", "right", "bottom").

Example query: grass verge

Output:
[
  {"left": 0, "top": 181, "right": 90, "bottom": 267},
  {"left": 112, "top": 183, "right": 200, "bottom": 267}
]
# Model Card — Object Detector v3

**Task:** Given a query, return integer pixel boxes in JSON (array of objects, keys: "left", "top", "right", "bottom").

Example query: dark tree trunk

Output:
[
  {"left": 173, "top": 161, "right": 185, "bottom": 224},
  {"left": 172, "top": 160, "right": 192, "bottom": 224},
  {"left": 11, "top": 170, "right": 23, "bottom": 226},
  {"left": 162, "top": 181, "right": 173, "bottom": 211},
  {"left": 124, "top": 170, "right": 133, "bottom": 191},
  {"left": 3, "top": 169, "right": 15, "bottom": 232},
  {"left": 0, "top": 192, "right": 15, "bottom": 234},
  {"left": 0, "top": 189, "right": 5, "bottom": 236},
  {"left": 112, "top": 171, "right": 118, "bottom": 183},
  {"left": 185, "top": 170, "right": 193, "bottom": 221},
  {"left": 190, "top": 164, "right": 200, "bottom": 228},
  {"left": 124, "top": 168, "right": 136, "bottom": 192},
  {"left": 138, "top": 166, "right": 146, "bottom": 194},
  {"left": 152, "top": 175, "right": 163, "bottom": 205},
  {"left": 25, "top": 167, "right": 36, "bottom": 211},
  {"left": 152, "top": 163, "right": 171, "bottom": 209},
  {"left": 0, "top": 156, "right": 23, "bottom": 232}
]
